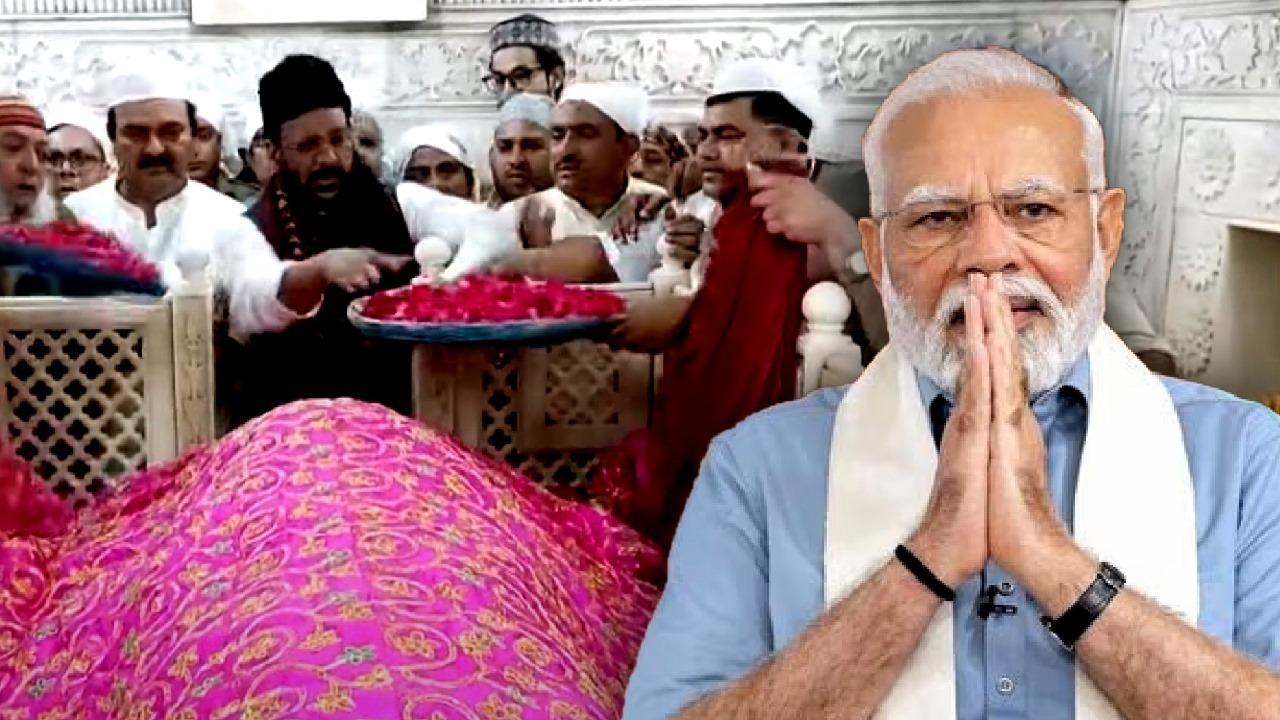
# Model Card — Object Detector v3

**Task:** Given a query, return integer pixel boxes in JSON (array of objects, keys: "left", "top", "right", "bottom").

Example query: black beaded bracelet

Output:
[{"left": 894, "top": 544, "right": 957, "bottom": 602}]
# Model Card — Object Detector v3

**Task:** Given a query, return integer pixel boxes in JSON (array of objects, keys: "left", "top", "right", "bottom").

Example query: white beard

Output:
[
  {"left": 0, "top": 181, "right": 59, "bottom": 227},
  {"left": 882, "top": 237, "right": 1107, "bottom": 399}
]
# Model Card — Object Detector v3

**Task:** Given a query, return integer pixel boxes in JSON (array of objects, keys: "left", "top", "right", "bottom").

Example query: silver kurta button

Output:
[{"left": 997, "top": 676, "right": 1016, "bottom": 695}]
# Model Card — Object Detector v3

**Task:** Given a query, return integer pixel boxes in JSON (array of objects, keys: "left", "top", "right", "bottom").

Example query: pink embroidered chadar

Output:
[{"left": 1, "top": 400, "right": 662, "bottom": 718}]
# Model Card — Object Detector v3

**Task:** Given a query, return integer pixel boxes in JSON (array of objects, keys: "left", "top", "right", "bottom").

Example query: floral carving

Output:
[
  {"left": 1172, "top": 224, "right": 1226, "bottom": 294},
  {"left": 1181, "top": 125, "right": 1236, "bottom": 204},
  {"left": 1115, "top": 6, "right": 1280, "bottom": 376}
]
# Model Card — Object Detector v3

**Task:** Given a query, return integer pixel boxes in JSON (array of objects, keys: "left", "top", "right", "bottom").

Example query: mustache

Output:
[
  {"left": 554, "top": 157, "right": 581, "bottom": 173},
  {"left": 308, "top": 167, "right": 345, "bottom": 185},
  {"left": 137, "top": 154, "right": 175, "bottom": 170},
  {"left": 933, "top": 273, "right": 1066, "bottom": 330}
]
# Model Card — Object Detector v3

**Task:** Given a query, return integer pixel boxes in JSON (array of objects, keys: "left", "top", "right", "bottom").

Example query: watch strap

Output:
[{"left": 1041, "top": 562, "right": 1126, "bottom": 649}]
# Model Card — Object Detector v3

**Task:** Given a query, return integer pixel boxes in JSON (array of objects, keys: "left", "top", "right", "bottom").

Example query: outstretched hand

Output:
[{"left": 320, "top": 248, "right": 412, "bottom": 293}]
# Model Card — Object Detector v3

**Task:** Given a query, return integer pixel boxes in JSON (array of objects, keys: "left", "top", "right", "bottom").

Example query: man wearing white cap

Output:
[
  {"left": 610, "top": 58, "right": 846, "bottom": 351},
  {"left": 394, "top": 123, "right": 475, "bottom": 200},
  {"left": 42, "top": 104, "right": 112, "bottom": 201},
  {"left": 487, "top": 92, "right": 555, "bottom": 208},
  {"left": 65, "top": 63, "right": 403, "bottom": 344},
  {"left": 445, "top": 82, "right": 667, "bottom": 283},
  {"left": 188, "top": 97, "right": 257, "bottom": 203}
]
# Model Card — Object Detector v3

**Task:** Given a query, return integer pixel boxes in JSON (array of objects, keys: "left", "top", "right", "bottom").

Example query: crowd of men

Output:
[
  {"left": 1, "top": 12, "right": 1277, "bottom": 719},
  {"left": 0, "top": 12, "right": 1177, "bottom": 425}
]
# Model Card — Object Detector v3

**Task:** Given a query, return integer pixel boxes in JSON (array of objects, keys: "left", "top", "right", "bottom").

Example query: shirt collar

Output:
[
  {"left": 915, "top": 352, "right": 1092, "bottom": 415},
  {"left": 550, "top": 177, "right": 642, "bottom": 222},
  {"left": 112, "top": 177, "right": 190, "bottom": 219}
]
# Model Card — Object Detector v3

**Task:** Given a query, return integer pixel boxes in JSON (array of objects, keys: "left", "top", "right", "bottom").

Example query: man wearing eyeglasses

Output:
[
  {"left": 234, "top": 54, "right": 422, "bottom": 423},
  {"left": 485, "top": 14, "right": 566, "bottom": 106},
  {"left": 624, "top": 48, "right": 1280, "bottom": 720},
  {"left": 41, "top": 105, "right": 112, "bottom": 202},
  {"left": 64, "top": 62, "right": 407, "bottom": 426}
]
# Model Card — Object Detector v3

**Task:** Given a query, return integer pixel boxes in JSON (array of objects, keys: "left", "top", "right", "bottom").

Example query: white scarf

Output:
[{"left": 824, "top": 326, "right": 1199, "bottom": 718}]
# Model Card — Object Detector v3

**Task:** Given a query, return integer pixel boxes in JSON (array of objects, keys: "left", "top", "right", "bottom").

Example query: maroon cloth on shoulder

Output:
[{"left": 596, "top": 179, "right": 808, "bottom": 548}]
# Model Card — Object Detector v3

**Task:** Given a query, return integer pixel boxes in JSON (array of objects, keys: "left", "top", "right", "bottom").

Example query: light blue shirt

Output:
[{"left": 623, "top": 361, "right": 1280, "bottom": 719}]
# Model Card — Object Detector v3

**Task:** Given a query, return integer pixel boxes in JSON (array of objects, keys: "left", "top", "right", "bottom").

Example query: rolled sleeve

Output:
[{"left": 623, "top": 436, "right": 773, "bottom": 719}]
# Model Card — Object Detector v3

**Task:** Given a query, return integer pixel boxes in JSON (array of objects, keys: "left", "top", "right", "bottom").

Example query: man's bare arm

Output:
[
  {"left": 495, "top": 236, "right": 618, "bottom": 283},
  {"left": 1023, "top": 543, "right": 1280, "bottom": 720},
  {"left": 676, "top": 560, "right": 941, "bottom": 720}
]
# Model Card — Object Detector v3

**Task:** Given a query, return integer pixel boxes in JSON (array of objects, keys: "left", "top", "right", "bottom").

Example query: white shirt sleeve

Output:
[
  {"left": 396, "top": 181, "right": 493, "bottom": 253},
  {"left": 439, "top": 199, "right": 521, "bottom": 282},
  {"left": 598, "top": 218, "right": 664, "bottom": 283},
  {"left": 212, "top": 216, "right": 313, "bottom": 342}
]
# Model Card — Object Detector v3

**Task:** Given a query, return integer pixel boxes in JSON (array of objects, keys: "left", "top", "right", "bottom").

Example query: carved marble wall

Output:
[
  {"left": 1113, "top": 0, "right": 1280, "bottom": 388},
  {"left": 0, "top": 0, "right": 1121, "bottom": 167}
]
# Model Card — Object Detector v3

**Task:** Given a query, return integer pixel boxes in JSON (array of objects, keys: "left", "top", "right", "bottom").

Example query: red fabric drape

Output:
[
  {"left": 0, "top": 442, "right": 71, "bottom": 537},
  {"left": 597, "top": 178, "right": 809, "bottom": 548}
]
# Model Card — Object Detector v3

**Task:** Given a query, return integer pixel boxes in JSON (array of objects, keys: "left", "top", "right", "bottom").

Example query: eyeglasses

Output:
[
  {"left": 875, "top": 188, "right": 1103, "bottom": 250},
  {"left": 43, "top": 150, "right": 104, "bottom": 171},
  {"left": 280, "top": 129, "right": 355, "bottom": 158},
  {"left": 483, "top": 65, "right": 545, "bottom": 94}
]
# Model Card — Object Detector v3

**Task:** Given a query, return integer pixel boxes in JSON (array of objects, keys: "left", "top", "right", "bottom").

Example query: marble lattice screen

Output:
[{"left": 4, "top": 0, "right": 1277, "bottom": 387}]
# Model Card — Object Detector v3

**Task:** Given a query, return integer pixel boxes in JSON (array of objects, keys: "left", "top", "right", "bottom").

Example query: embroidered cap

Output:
[
  {"left": 0, "top": 95, "right": 45, "bottom": 131},
  {"left": 489, "top": 14, "right": 561, "bottom": 55}
]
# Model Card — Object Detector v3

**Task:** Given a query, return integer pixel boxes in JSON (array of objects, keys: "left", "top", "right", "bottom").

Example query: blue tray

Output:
[
  {"left": 348, "top": 296, "right": 622, "bottom": 346},
  {"left": 0, "top": 234, "right": 165, "bottom": 296}
]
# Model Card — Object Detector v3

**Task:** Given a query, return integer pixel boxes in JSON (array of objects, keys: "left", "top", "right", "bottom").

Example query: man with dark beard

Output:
[{"left": 240, "top": 54, "right": 416, "bottom": 424}]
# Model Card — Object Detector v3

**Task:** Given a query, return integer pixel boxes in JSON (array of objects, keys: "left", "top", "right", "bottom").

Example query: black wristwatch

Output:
[{"left": 1041, "top": 562, "right": 1126, "bottom": 650}]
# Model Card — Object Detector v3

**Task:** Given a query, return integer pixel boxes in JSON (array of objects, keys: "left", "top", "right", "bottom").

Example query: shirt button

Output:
[
  {"left": 997, "top": 676, "right": 1016, "bottom": 695},
  {"left": 999, "top": 582, "right": 1014, "bottom": 595}
]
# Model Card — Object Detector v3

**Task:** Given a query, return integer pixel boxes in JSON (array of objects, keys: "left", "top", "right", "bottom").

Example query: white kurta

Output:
[
  {"left": 64, "top": 178, "right": 303, "bottom": 341},
  {"left": 510, "top": 178, "right": 668, "bottom": 283},
  {"left": 439, "top": 178, "right": 667, "bottom": 283}
]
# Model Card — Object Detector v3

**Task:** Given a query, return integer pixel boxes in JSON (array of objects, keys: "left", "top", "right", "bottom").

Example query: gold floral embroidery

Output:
[
  {"left": 459, "top": 628, "right": 498, "bottom": 659},
  {"left": 301, "top": 626, "right": 340, "bottom": 651},
  {"left": 300, "top": 573, "right": 328, "bottom": 597},
  {"left": 311, "top": 683, "right": 355, "bottom": 714},
  {"left": 338, "top": 601, "right": 373, "bottom": 620},
  {"left": 238, "top": 635, "right": 280, "bottom": 664},
  {"left": 477, "top": 694, "right": 521, "bottom": 720},
  {"left": 515, "top": 637, "right": 553, "bottom": 668},
  {"left": 168, "top": 647, "right": 198, "bottom": 680},
  {"left": 124, "top": 699, "right": 154, "bottom": 720},
  {"left": 387, "top": 630, "right": 437, "bottom": 659},
  {"left": 354, "top": 665, "right": 393, "bottom": 689}
]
